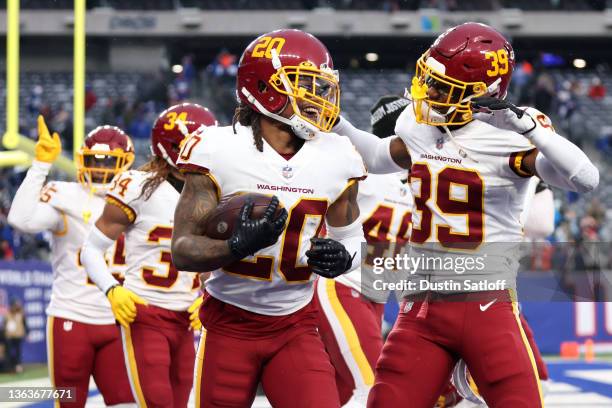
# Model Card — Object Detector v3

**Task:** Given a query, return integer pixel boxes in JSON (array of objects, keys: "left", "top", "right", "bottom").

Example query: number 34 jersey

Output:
[
  {"left": 106, "top": 170, "right": 200, "bottom": 311},
  {"left": 177, "top": 124, "right": 366, "bottom": 316}
]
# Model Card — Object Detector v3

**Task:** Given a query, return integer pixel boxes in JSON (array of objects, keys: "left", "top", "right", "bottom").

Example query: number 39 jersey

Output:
[
  {"left": 42, "top": 182, "right": 126, "bottom": 324},
  {"left": 106, "top": 170, "right": 199, "bottom": 311},
  {"left": 395, "top": 106, "right": 534, "bottom": 279},
  {"left": 177, "top": 124, "right": 367, "bottom": 316}
]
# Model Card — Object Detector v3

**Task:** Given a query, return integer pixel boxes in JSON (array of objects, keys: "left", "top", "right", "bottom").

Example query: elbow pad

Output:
[
  {"left": 327, "top": 218, "right": 365, "bottom": 273},
  {"left": 569, "top": 162, "right": 600, "bottom": 193},
  {"left": 527, "top": 124, "right": 599, "bottom": 193},
  {"left": 81, "top": 226, "right": 118, "bottom": 294},
  {"left": 535, "top": 153, "right": 599, "bottom": 194}
]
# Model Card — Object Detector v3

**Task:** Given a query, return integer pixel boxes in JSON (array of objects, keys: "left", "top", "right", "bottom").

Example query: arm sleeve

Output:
[
  {"left": 533, "top": 139, "right": 599, "bottom": 193},
  {"left": 327, "top": 217, "right": 365, "bottom": 273},
  {"left": 7, "top": 161, "right": 64, "bottom": 234},
  {"left": 332, "top": 116, "right": 403, "bottom": 174},
  {"left": 81, "top": 225, "right": 119, "bottom": 294},
  {"left": 525, "top": 110, "right": 599, "bottom": 193}
]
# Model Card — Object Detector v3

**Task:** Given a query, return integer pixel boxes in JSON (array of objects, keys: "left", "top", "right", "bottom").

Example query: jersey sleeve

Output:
[
  {"left": 7, "top": 162, "right": 64, "bottom": 234},
  {"left": 176, "top": 126, "right": 224, "bottom": 195},
  {"left": 176, "top": 127, "right": 220, "bottom": 174},
  {"left": 502, "top": 124, "right": 538, "bottom": 179},
  {"left": 339, "top": 135, "right": 368, "bottom": 182},
  {"left": 105, "top": 170, "right": 149, "bottom": 223}
]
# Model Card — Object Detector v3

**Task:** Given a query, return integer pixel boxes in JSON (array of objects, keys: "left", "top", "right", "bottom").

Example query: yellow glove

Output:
[
  {"left": 106, "top": 285, "right": 148, "bottom": 328},
  {"left": 188, "top": 296, "right": 203, "bottom": 331},
  {"left": 35, "top": 115, "right": 62, "bottom": 163}
]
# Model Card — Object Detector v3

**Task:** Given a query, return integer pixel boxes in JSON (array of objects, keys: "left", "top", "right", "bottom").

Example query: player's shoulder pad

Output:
[
  {"left": 320, "top": 132, "right": 367, "bottom": 181},
  {"left": 394, "top": 103, "right": 415, "bottom": 134},
  {"left": 106, "top": 169, "right": 151, "bottom": 207},
  {"left": 473, "top": 118, "right": 535, "bottom": 152},
  {"left": 394, "top": 103, "right": 428, "bottom": 147},
  {"left": 41, "top": 181, "right": 81, "bottom": 208},
  {"left": 522, "top": 106, "right": 555, "bottom": 131},
  {"left": 176, "top": 125, "right": 232, "bottom": 173}
]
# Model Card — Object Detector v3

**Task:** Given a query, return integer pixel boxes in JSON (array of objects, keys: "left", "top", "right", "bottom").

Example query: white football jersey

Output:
[
  {"left": 177, "top": 124, "right": 367, "bottom": 316},
  {"left": 106, "top": 170, "right": 199, "bottom": 311},
  {"left": 395, "top": 106, "right": 534, "bottom": 283},
  {"left": 336, "top": 173, "right": 413, "bottom": 303},
  {"left": 43, "top": 182, "right": 126, "bottom": 325}
]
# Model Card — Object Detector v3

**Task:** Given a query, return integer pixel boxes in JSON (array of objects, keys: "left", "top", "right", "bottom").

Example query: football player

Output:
[
  {"left": 171, "top": 29, "right": 366, "bottom": 408},
  {"left": 330, "top": 22, "right": 598, "bottom": 407},
  {"left": 447, "top": 176, "right": 554, "bottom": 408},
  {"left": 315, "top": 95, "right": 413, "bottom": 407},
  {"left": 8, "top": 118, "right": 135, "bottom": 407},
  {"left": 80, "top": 103, "right": 217, "bottom": 408},
  {"left": 449, "top": 166, "right": 554, "bottom": 408}
]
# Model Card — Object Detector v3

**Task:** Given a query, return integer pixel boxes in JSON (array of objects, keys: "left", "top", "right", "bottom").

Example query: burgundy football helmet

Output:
[
  {"left": 237, "top": 29, "right": 340, "bottom": 139},
  {"left": 76, "top": 125, "right": 135, "bottom": 187},
  {"left": 410, "top": 22, "right": 515, "bottom": 126},
  {"left": 151, "top": 103, "right": 218, "bottom": 167}
]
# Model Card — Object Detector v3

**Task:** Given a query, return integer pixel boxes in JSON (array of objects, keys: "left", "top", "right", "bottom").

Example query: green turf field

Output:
[{"left": 0, "top": 364, "right": 48, "bottom": 383}]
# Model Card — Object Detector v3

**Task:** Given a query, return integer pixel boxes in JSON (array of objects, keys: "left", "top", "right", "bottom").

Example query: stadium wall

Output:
[
  {"left": 1, "top": 260, "right": 611, "bottom": 364},
  {"left": 0, "top": 9, "right": 612, "bottom": 37}
]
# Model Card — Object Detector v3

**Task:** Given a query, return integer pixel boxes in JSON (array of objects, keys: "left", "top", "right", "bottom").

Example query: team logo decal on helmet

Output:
[
  {"left": 151, "top": 103, "right": 218, "bottom": 167},
  {"left": 76, "top": 125, "right": 135, "bottom": 188},
  {"left": 237, "top": 29, "right": 340, "bottom": 140},
  {"left": 409, "top": 22, "right": 515, "bottom": 126}
]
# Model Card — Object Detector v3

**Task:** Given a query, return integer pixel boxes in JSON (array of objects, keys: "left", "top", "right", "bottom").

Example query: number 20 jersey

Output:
[
  {"left": 395, "top": 106, "right": 534, "bottom": 278},
  {"left": 106, "top": 170, "right": 199, "bottom": 311},
  {"left": 177, "top": 124, "right": 366, "bottom": 316}
]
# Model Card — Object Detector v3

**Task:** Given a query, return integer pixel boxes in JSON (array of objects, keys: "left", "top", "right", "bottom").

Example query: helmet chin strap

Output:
[{"left": 240, "top": 87, "right": 318, "bottom": 141}]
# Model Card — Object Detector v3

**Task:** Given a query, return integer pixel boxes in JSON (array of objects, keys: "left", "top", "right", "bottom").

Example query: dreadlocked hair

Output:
[
  {"left": 138, "top": 156, "right": 172, "bottom": 201},
  {"left": 232, "top": 102, "right": 264, "bottom": 152}
]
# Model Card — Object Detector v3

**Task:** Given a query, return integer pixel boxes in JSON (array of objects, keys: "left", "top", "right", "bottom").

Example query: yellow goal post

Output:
[{"left": 1, "top": 0, "right": 83, "bottom": 176}]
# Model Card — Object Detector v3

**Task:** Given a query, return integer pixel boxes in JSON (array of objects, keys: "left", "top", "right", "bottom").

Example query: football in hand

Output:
[{"left": 204, "top": 193, "right": 284, "bottom": 240}]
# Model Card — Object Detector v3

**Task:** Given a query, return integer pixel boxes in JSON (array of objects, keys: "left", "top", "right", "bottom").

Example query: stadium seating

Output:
[
  {"left": 12, "top": 0, "right": 607, "bottom": 11},
  {"left": 0, "top": 67, "right": 608, "bottom": 233}
]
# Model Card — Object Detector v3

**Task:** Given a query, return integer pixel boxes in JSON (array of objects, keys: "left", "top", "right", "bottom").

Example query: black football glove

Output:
[
  {"left": 306, "top": 238, "right": 355, "bottom": 279},
  {"left": 228, "top": 196, "right": 288, "bottom": 259},
  {"left": 471, "top": 96, "right": 525, "bottom": 117},
  {"left": 471, "top": 96, "right": 537, "bottom": 134}
]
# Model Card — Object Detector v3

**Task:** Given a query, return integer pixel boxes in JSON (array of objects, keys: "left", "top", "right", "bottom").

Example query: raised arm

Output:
[
  {"left": 306, "top": 181, "right": 364, "bottom": 278},
  {"left": 8, "top": 163, "right": 64, "bottom": 234},
  {"left": 472, "top": 97, "right": 599, "bottom": 193},
  {"left": 333, "top": 117, "right": 411, "bottom": 172},
  {"left": 8, "top": 116, "right": 64, "bottom": 234}
]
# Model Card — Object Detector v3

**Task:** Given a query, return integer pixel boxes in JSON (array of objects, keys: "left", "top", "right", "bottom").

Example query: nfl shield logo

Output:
[
  {"left": 63, "top": 321, "right": 73, "bottom": 332},
  {"left": 282, "top": 165, "right": 293, "bottom": 179},
  {"left": 436, "top": 137, "right": 444, "bottom": 150}
]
